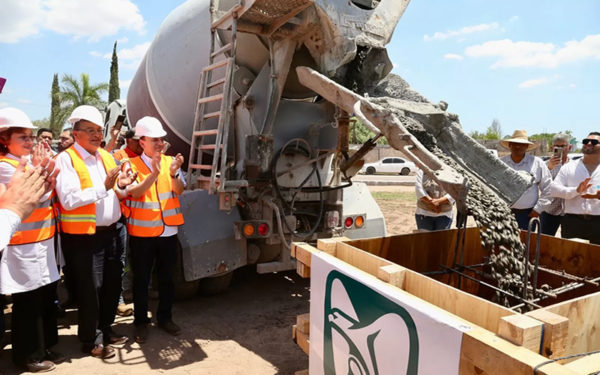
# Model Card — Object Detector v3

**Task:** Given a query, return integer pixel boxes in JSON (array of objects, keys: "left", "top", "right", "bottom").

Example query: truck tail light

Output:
[
  {"left": 258, "top": 223, "right": 269, "bottom": 236},
  {"left": 355, "top": 215, "right": 364, "bottom": 228},
  {"left": 344, "top": 217, "right": 354, "bottom": 228},
  {"left": 243, "top": 223, "right": 255, "bottom": 237}
]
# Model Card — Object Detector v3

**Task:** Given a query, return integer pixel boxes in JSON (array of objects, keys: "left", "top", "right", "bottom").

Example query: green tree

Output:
[
  {"left": 60, "top": 73, "right": 109, "bottom": 117},
  {"left": 32, "top": 118, "right": 51, "bottom": 129},
  {"left": 49, "top": 73, "right": 64, "bottom": 134},
  {"left": 108, "top": 41, "right": 120, "bottom": 103},
  {"left": 350, "top": 117, "right": 388, "bottom": 145}
]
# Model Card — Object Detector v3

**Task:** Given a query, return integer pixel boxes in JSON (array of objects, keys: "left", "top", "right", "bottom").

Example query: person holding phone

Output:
[
  {"left": 541, "top": 133, "right": 572, "bottom": 235},
  {"left": 550, "top": 132, "right": 600, "bottom": 244}
]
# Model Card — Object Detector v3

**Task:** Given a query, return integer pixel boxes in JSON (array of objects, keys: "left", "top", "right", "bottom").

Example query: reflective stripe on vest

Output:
[
  {"left": 125, "top": 154, "right": 184, "bottom": 237},
  {"left": 57, "top": 146, "right": 117, "bottom": 234},
  {"left": 0, "top": 157, "right": 57, "bottom": 245}
]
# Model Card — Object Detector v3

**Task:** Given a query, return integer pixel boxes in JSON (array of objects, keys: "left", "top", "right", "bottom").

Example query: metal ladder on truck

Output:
[
  {"left": 186, "top": 1, "right": 251, "bottom": 195},
  {"left": 187, "top": 0, "right": 315, "bottom": 197}
]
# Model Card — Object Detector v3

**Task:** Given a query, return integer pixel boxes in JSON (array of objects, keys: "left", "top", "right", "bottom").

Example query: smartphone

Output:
[
  {"left": 553, "top": 147, "right": 563, "bottom": 159},
  {"left": 114, "top": 115, "right": 125, "bottom": 131}
]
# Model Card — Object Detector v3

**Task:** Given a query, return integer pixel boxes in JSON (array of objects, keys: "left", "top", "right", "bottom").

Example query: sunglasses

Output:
[{"left": 582, "top": 138, "right": 600, "bottom": 146}]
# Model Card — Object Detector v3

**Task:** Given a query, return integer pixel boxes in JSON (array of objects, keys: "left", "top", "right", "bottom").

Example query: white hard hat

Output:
[
  {"left": 68, "top": 105, "right": 104, "bottom": 127},
  {"left": 0, "top": 107, "right": 35, "bottom": 130},
  {"left": 135, "top": 116, "right": 167, "bottom": 138}
]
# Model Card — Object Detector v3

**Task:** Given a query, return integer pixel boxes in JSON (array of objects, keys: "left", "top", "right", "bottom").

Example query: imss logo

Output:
[{"left": 322, "top": 270, "right": 419, "bottom": 375}]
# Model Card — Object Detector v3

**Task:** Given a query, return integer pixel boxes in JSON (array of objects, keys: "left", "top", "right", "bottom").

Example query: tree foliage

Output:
[
  {"left": 32, "top": 118, "right": 50, "bottom": 129},
  {"left": 350, "top": 117, "right": 388, "bottom": 145},
  {"left": 60, "top": 73, "right": 109, "bottom": 117},
  {"left": 469, "top": 118, "right": 502, "bottom": 140},
  {"left": 108, "top": 41, "right": 120, "bottom": 103},
  {"left": 49, "top": 73, "right": 63, "bottom": 134}
]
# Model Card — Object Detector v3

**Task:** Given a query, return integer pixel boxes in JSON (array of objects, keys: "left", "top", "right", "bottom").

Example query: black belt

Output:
[
  {"left": 95, "top": 223, "right": 117, "bottom": 232},
  {"left": 511, "top": 208, "right": 533, "bottom": 214},
  {"left": 565, "top": 213, "right": 600, "bottom": 221}
]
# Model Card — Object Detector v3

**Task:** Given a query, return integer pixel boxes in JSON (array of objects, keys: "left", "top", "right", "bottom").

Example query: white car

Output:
[{"left": 361, "top": 157, "right": 416, "bottom": 175}]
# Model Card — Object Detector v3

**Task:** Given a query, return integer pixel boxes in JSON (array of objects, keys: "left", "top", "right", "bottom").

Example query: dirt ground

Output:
[{"left": 0, "top": 185, "right": 420, "bottom": 375}]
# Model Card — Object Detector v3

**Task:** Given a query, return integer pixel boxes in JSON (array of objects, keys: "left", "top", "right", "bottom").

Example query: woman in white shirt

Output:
[
  {"left": 414, "top": 169, "right": 455, "bottom": 231},
  {"left": 0, "top": 107, "right": 64, "bottom": 372}
]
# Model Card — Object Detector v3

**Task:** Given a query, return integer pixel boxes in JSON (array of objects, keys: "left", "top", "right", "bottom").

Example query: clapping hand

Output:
[
  {"left": 104, "top": 167, "right": 120, "bottom": 191},
  {"left": 31, "top": 142, "right": 53, "bottom": 167},
  {"left": 170, "top": 153, "right": 184, "bottom": 176}
]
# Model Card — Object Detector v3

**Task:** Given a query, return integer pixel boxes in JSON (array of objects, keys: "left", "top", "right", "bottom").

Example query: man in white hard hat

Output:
[
  {"left": 123, "top": 116, "right": 185, "bottom": 343},
  {"left": 54, "top": 105, "right": 136, "bottom": 359},
  {"left": 500, "top": 130, "right": 552, "bottom": 230}
]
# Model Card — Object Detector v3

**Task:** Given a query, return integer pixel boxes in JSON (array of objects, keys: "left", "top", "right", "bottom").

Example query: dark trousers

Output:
[
  {"left": 562, "top": 214, "right": 600, "bottom": 245},
  {"left": 415, "top": 214, "right": 453, "bottom": 231},
  {"left": 511, "top": 208, "right": 534, "bottom": 230},
  {"left": 11, "top": 282, "right": 58, "bottom": 365},
  {"left": 130, "top": 235, "right": 177, "bottom": 326},
  {"left": 61, "top": 222, "right": 125, "bottom": 347},
  {"left": 540, "top": 212, "right": 562, "bottom": 236}
]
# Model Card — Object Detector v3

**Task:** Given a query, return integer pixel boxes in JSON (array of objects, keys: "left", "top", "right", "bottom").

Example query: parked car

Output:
[
  {"left": 360, "top": 157, "right": 416, "bottom": 175},
  {"left": 541, "top": 153, "right": 583, "bottom": 162}
]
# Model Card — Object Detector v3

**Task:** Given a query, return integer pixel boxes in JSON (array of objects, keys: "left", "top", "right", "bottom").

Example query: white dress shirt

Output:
[
  {"left": 500, "top": 154, "right": 552, "bottom": 212},
  {"left": 0, "top": 153, "right": 59, "bottom": 294},
  {"left": 54, "top": 142, "right": 121, "bottom": 226},
  {"left": 0, "top": 209, "right": 21, "bottom": 251},
  {"left": 137, "top": 153, "right": 185, "bottom": 237},
  {"left": 415, "top": 169, "right": 455, "bottom": 218},
  {"left": 550, "top": 159, "right": 600, "bottom": 215}
]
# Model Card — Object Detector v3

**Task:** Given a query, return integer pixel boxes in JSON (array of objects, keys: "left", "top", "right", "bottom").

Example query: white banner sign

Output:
[{"left": 309, "top": 252, "right": 471, "bottom": 375}]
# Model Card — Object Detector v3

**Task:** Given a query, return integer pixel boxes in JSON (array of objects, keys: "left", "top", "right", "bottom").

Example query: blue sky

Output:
[{"left": 1, "top": 0, "right": 599, "bottom": 145}]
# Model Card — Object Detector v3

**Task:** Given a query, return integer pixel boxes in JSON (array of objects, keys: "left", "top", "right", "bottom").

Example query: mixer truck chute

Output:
[{"left": 122, "top": 0, "right": 530, "bottom": 292}]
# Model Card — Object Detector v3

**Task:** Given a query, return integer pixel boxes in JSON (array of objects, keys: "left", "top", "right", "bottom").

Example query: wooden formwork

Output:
[{"left": 291, "top": 229, "right": 600, "bottom": 375}]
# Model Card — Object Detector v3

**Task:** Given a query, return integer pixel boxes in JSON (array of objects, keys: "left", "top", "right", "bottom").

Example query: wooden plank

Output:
[
  {"left": 296, "top": 313, "right": 310, "bottom": 335},
  {"left": 497, "top": 314, "right": 543, "bottom": 352},
  {"left": 334, "top": 242, "right": 395, "bottom": 277},
  {"left": 543, "top": 291, "right": 600, "bottom": 357},
  {"left": 294, "top": 326, "right": 309, "bottom": 356},
  {"left": 377, "top": 264, "right": 407, "bottom": 289},
  {"left": 294, "top": 370, "right": 309, "bottom": 375},
  {"left": 293, "top": 242, "right": 316, "bottom": 267},
  {"left": 563, "top": 352, "right": 600, "bottom": 373},
  {"left": 316, "top": 237, "right": 350, "bottom": 255},
  {"left": 526, "top": 309, "right": 569, "bottom": 359},
  {"left": 297, "top": 262, "right": 310, "bottom": 278},
  {"left": 402, "top": 269, "right": 514, "bottom": 333},
  {"left": 461, "top": 328, "right": 580, "bottom": 375}
]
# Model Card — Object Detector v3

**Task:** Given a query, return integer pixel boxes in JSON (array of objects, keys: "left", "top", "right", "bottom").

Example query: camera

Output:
[{"left": 553, "top": 146, "right": 563, "bottom": 159}]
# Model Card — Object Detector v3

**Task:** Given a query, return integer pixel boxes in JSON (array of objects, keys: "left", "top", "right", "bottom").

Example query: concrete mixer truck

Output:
[{"left": 111, "top": 0, "right": 530, "bottom": 293}]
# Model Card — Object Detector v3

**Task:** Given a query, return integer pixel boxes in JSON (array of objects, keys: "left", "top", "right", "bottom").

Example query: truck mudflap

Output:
[{"left": 177, "top": 189, "right": 247, "bottom": 281}]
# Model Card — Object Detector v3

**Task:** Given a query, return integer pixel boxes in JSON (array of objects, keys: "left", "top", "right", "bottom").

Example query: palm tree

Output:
[{"left": 59, "top": 73, "right": 109, "bottom": 125}]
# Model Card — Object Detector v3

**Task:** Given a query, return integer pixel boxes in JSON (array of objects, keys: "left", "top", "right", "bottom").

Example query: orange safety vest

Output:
[
  {"left": 0, "top": 157, "right": 56, "bottom": 245},
  {"left": 113, "top": 149, "right": 128, "bottom": 162},
  {"left": 57, "top": 146, "right": 117, "bottom": 235},
  {"left": 125, "top": 154, "right": 184, "bottom": 237}
]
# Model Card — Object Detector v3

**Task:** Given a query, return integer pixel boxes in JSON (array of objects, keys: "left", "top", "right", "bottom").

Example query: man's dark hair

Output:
[
  {"left": 588, "top": 132, "right": 600, "bottom": 137},
  {"left": 37, "top": 127, "right": 53, "bottom": 137}
]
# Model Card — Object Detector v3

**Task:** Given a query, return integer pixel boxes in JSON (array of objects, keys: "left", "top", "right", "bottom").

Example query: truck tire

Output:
[
  {"left": 199, "top": 272, "right": 234, "bottom": 295},
  {"left": 366, "top": 166, "right": 376, "bottom": 175},
  {"left": 400, "top": 167, "right": 410, "bottom": 175}
]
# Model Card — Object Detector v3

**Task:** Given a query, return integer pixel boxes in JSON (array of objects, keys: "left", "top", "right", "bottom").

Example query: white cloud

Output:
[
  {"left": 424, "top": 22, "right": 500, "bottom": 42},
  {"left": 0, "top": 102, "right": 9, "bottom": 108},
  {"left": 465, "top": 34, "right": 600, "bottom": 68},
  {"left": 43, "top": 0, "right": 145, "bottom": 42},
  {"left": 444, "top": 53, "right": 464, "bottom": 60},
  {"left": 509, "top": 16, "right": 519, "bottom": 23},
  {"left": 89, "top": 51, "right": 102, "bottom": 57},
  {"left": 518, "top": 77, "right": 549, "bottom": 88},
  {"left": 117, "top": 36, "right": 129, "bottom": 44},
  {"left": 569, "top": 83, "right": 576, "bottom": 88},
  {"left": 0, "top": 0, "right": 145, "bottom": 44},
  {"left": 17, "top": 98, "right": 32, "bottom": 104},
  {"left": 95, "top": 42, "right": 150, "bottom": 70},
  {"left": 0, "top": 0, "right": 44, "bottom": 43}
]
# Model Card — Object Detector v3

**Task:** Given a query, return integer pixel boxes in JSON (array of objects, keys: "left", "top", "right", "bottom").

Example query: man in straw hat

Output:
[{"left": 500, "top": 129, "right": 552, "bottom": 230}]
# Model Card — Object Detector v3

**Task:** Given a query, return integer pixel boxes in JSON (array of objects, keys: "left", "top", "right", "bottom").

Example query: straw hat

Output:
[{"left": 500, "top": 130, "right": 538, "bottom": 151}]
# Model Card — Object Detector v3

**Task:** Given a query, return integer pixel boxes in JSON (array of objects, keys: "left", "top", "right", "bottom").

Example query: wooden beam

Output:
[
  {"left": 563, "top": 352, "right": 600, "bottom": 373},
  {"left": 294, "top": 370, "right": 309, "bottom": 375},
  {"left": 402, "top": 270, "right": 514, "bottom": 333},
  {"left": 297, "top": 262, "right": 310, "bottom": 278},
  {"left": 377, "top": 264, "right": 407, "bottom": 289},
  {"left": 292, "top": 324, "right": 310, "bottom": 356},
  {"left": 292, "top": 242, "right": 315, "bottom": 266},
  {"left": 543, "top": 291, "right": 600, "bottom": 356},
  {"left": 526, "top": 309, "right": 569, "bottom": 359},
  {"left": 316, "top": 237, "right": 350, "bottom": 255},
  {"left": 461, "top": 328, "right": 580, "bottom": 375},
  {"left": 296, "top": 313, "right": 310, "bottom": 335},
  {"left": 497, "top": 315, "right": 543, "bottom": 352},
  {"left": 334, "top": 242, "right": 395, "bottom": 277}
]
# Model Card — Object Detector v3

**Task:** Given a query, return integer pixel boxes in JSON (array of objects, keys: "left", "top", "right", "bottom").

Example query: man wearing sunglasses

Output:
[{"left": 550, "top": 132, "right": 600, "bottom": 244}]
